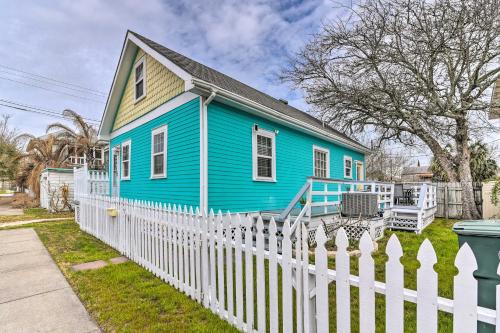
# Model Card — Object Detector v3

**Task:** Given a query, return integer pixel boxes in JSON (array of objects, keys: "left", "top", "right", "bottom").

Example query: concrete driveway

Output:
[{"left": 0, "top": 228, "right": 100, "bottom": 333}]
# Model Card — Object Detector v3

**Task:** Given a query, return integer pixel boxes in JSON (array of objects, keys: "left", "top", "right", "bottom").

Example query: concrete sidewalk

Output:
[{"left": 0, "top": 228, "right": 100, "bottom": 333}]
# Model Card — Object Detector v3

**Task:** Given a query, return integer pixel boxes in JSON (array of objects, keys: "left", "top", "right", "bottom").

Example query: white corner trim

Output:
[
  {"left": 134, "top": 56, "right": 147, "bottom": 103},
  {"left": 150, "top": 125, "right": 167, "bottom": 179},
  {"left": 252, "top": 127, "right": 276, "bottom": 182},
  {"left": 344, "top": 155, "right": 353, "bottom": 179},
  {"left": 121, "top": 140, "right": 131, "bottom": 180},
  {"left": 110, "top": 91, "right": 198, "bottom": 139},
  {"left": 313, "top": 145, "right": 330, "bottom": 178}
]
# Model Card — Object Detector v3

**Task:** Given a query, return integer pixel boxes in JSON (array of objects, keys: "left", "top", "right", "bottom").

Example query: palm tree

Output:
[
  {"left": 16, "top": 134, "right": 70, "bottom": 197},
  {"left": 46, "top": 109, "right": 105, "bottom": 168}
]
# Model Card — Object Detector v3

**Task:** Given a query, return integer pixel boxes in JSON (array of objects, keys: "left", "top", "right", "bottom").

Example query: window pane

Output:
[
  {"left": 123, "top": 161, "right": 129, "bottom": 177},
  {"left": 135, "top": 80, "right": 144, "bottom": 99},
  {"left": 122, "top": 145, "right": 129, "bottom": 160},
  {"left": 135, "top": 63, "right": 143, "bottom": 81},
  {"left": 153, "top": 132, "right": 164, "bottom": 154},
  {"left": 314, "top": 150, "right": 327, "bottom": 178},
  {"left": 257, "top": 135, "right": 272, "bottom": 157},
  {"left": 257, "top": 157, "right": 272, "bottom": 178},
  {"left": 153, "top": 154, "right": 164, "bottom": 175}
]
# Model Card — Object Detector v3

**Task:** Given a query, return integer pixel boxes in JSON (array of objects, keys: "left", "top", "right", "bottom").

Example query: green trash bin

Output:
[{"left": 453, "top": 220, "right": 500, "bottom": 333}]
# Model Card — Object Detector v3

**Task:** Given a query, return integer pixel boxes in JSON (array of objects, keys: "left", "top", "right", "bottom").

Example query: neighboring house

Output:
[
  {"left": 34, "top": 132, "right": 108, "bottom": 168},
  {"left": 98, "top": 31, "right": 369, "bottom": 214},
  {"left": 401, "top": 165, "right": 433, "bottom": 182}
]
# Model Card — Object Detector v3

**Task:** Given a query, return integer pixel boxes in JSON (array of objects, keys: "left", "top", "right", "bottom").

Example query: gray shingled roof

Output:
[
  {"left": 402, "top": 166, "right": 432, "bottom": 175},
  {"left": 130, "top": 31, "right": 367, "bottom": 150}
]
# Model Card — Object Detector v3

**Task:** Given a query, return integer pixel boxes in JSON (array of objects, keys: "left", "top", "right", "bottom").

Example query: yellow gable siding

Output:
[{"left": 112, "top": 49, "right": 185, "bottom": 130}]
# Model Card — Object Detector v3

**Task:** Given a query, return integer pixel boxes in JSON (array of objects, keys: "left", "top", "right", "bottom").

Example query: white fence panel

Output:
[{"left": 76, "top": 194, "right": 498, "bottom": 333}]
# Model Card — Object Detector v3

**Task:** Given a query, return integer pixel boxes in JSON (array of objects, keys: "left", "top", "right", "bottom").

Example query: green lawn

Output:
[
  {"left": 0, "top": 207, "right": 74, "bottom": 223},
  {"left": 6, "top": 218, "right": 459, "bottom": 332},
  {"left": 12, "top": 220, "right": 238, "bottom": 333}
]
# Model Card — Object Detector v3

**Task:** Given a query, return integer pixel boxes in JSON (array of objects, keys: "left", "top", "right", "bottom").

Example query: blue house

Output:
[{"left": 98, "top": 31, "right": 369, "bottom": 215}]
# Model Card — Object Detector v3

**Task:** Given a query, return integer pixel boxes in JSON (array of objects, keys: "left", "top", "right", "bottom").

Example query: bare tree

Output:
[
  {"left": 283, "top": 0, "right": 500, "bottom": 218},
  {"left": 366, "top": 145, "right": 412, "bottom": 181}
]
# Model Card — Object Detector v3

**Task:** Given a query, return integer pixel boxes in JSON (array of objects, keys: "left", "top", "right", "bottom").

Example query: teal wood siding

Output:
[
  {"left": 109, "top": 97, "right": 200, "bottom": 206},
  {"left": 207, "top": 101, "right": 365, "bottom": 212}
]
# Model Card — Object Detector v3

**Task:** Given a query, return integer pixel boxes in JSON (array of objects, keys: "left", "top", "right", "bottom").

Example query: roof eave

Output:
[{"left": 192, "top": 78, "right": 370, "bottom": 154}]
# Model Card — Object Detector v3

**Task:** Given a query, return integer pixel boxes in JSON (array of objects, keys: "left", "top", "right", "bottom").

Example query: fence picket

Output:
[
  {"left": 195, "top": 207, "right": 202, "bottom": 303},
  {"left": 295, "top": 220, "right": 303, "bottom": 333},
  {"left": 209, "top": 210, "right": 217, "bottom": 312},
  {"left": 359, "top": 231, "right": 375, "bottom": 332},
  {"left": 234, "top": 214, "right": 244, "bottom": 330},
  {"left": 385, "top": 234, "right": 404, "bottom": 333},
  {"left": 225, "top": 212, "right": 234, "bottom": 324},
  {"left": 256, "top": 216, "right": 266, "bottom": 333},
  {"left": 201, "top": 209, "right": 209, "bottom": 307},
  {"left": 282, "top": 219, "right": 293, "bottom": 333},
  {"left": 216, "top": 211, "right": 225, "bottom": 317},
  {"left": 268, "top": 218, "right": 279, "bottom": 333},
  {"left": 314, "top": 224, "right": 328, "bottom": 333},
  {"left": 417, "top": 239, "right": 438, "bottom": 333},
  {"left": 244, "top": 214, "right": 254, "bottom": 332},
  {"left": 336, "top": 228, "right": 350, "bottom": 333},
  {"left": 173, "top": 205, "right": 179, "bottom": 289},
  {"left": 453, "top": 243, "right": 478, "bottom": 332},
  {"left": 302, "top": 224, "right": 313, "bottom": 333}
]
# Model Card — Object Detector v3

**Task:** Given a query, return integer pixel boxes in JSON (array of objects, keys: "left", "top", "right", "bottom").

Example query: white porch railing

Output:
[
  {"left": 76, "top": 194, "right": 497, "bottom": 332},
  {"left": 388, "top": 183, "right": 438, "bottom": 233},
  {"left": 74, "top": 163, "right": 109, "bottom": 200}
]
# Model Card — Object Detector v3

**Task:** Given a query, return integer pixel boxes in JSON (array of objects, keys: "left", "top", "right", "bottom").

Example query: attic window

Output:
[{"left": 134, "top": 57, "right": 146, "bottom": 102}]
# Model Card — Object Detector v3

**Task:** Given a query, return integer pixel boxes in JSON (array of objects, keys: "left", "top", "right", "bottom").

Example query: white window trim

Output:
[
  {"left": 312, "top": 145, "right": 330, "bottom": 178},
  {"left": 344, "top": 155, "right": 353, "bottom": 179},
  {"left": 355, "top": 160, "right": 364, "bottom": 180},
  {"left": 151, "top": 125, "right": 168, "bottom": 179},
  {"left": 252, "top": 127, "right": 276, "bottom": 182},
  {"left": 121, "top": 140, "right": 131, "bottom": 180},
  {"left": 134, "top": 56, "right": 147, "bottom": 103}
]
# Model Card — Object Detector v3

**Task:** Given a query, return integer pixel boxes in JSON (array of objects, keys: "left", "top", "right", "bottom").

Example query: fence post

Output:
[{"left": 444, "top": 184, "right": 449, "bottom": 219}]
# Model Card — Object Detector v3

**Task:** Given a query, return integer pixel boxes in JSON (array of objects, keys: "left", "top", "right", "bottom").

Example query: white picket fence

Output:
[{"left": 76, "top": 194, "right": 499, "bottom": 332}]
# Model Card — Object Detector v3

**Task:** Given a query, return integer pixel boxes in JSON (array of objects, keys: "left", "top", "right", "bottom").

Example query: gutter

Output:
[
  {"left": 191, "top": 78, "right": 370, "bottom": 154},
  {"left": 200, "top": 89, "right": 217, "bottom": 213}
]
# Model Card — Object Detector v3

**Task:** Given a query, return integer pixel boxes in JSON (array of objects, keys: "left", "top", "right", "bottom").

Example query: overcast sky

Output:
[
  {"left": 0, "top": 0, "right": 497, "bottom": 164},
  {"left": 0, "top": 0, "right": 347, "bottom": 136}
]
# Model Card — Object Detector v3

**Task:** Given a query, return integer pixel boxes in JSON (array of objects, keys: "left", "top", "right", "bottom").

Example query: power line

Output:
[
  {"left": 0, "top": 69, "right": 106, "bottom": 98},
  {"left": 0, "top": 99, "right": 101, "bottom": 123},
  {"left": 0, "top": 101, "right": 100, "bottom": 124},
  {"left": 0, "top": 64, "right": 106, "bottom": 95},
  {"left": 0, "top": 76, "right": 106, "bottom": 103}
]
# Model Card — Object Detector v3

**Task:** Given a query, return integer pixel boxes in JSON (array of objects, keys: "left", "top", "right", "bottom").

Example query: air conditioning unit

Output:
[{"left": 341, "top": 192, "right": 379, "bottom": 217}]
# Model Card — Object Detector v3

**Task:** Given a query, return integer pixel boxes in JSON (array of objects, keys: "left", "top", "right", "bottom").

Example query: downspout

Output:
[{"left": 200, "top": 89, "right": 217, "bottom": 213}]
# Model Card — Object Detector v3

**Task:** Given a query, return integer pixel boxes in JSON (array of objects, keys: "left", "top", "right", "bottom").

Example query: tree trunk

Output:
[
  {"left": 457, "top": 155, "right": 481, "bottom": 219},
  {"left": 455, "top": 118, "right": 481, "bottom": 219}
]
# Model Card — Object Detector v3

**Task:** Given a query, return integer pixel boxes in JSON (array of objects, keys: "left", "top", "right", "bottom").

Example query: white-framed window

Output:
[
  {"left": 252, "top": 127, "right": 276, "bottom": 182},
  {"left": 344, "top": 156, "right": 353, "bottom": 178},
  {"left": 134, "top": 57, "right": 146, "bottom": 102},
  {"left": 151, "top": 125, "right": 167, "bottom": 178},
  {"left": 313, "top": 145, "right": 330, "bottom": 178},
  {"left": 121, "top": 140, "right": 131, "bottom": 180}
]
